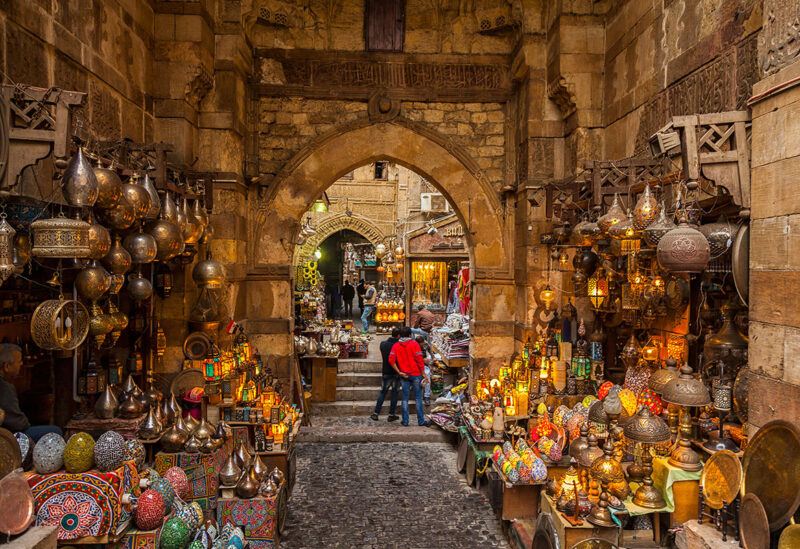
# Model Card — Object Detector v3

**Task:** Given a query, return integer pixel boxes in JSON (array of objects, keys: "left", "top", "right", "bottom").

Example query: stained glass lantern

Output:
[
  {"left": 633, "top": 183, "right": 659, "bottom": 230},
  {"left": 618, "top": 388, "right": 638, "bottom": 416},
  {"left": 546, "top": 333, "right": 560, "bottom": 358},
  {"left": 598, "top": 381, "right": 614, "bottom": 400},
  {"left": 587, "top": 268, "right": 608, "bottom": 309}
]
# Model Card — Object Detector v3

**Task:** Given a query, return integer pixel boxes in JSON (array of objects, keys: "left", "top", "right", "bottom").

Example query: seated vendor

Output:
[{"left": 0, "top": 343, "right": 62, "bottom": 441}]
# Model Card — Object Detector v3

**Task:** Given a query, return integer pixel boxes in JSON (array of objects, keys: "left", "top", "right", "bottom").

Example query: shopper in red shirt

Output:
[{"left": 388, "top": 327, "right": 430, "bottom": 426}]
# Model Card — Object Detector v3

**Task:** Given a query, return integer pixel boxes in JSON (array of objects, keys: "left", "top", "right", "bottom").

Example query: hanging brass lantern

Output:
[
  {"left": 121, "top": 175, "right": 152, "bottom": 220},
  {"left": 102, "top": 235, "right": 132, "bottom": 276},
  {"left": 61, "top": 147, "right": 99, "bottom": 207},
  {"left": 609, "top": 212, "right": 640, "bottom": 254},
  {"left": 146, "top": 206, "right": 184, "bottom": 262},
  {"left": 192, "top": 199, "right": 208, "bottom": 232},
  {"left": 192, "top": 251, "right": 225, "bottom": 289},
  {"left": 127, "top": 270, "right": 153, "bottom": 301},
  {"left": 30, "top": 298, "right": 89, "bottom": 350},
  {"left": 597, "top": 194, "right": 626, "bottom": 234},
  {"left": 87, "top": 220, "right": 111, "bottom": 260},
  {"left": 140, "top": 173, "right": 161, "bottom": 220},
  {"left": 643, "top": 202, "right": 675, "bottom": 247},
  {"left": 123, "top": 228, "right": 157, "bottom": 264},
  {"left": 633, "top": 183, "right": 659, "bottom": 230},
  {"left": 97, "top": 194, "right": 136, "bottom": 230},
  {"left": 75, "top": 260, "right": 111, "bottom": 302},
  {"left": 31, "top": 215, "right": 91, "bottom": 258},
  {"left": 0, "top": 214, "right": 17, "bottom": 285},
  {"left": 699, "top": 216, "right": 734, "bottom": 257},
  {"left": 155, "top": 262, "right": 173, "bottom": 298},
  {"left": 12, "top": 231, "right": 31, "bottom": 275},
  {"left": 92, "top": 162, "right": 123, "bottom": 209},
  {"left": 181, "top": 198, "right": 202, "bottom": 245},
  {"left": 88, "top": 302, "right": 114, "bottom": 348},
  {"left": 587, "top": 268, "right": 608, "bottom": 309},
  {"left": 657, "top": 206, "right": 710, "bottom": 274}
]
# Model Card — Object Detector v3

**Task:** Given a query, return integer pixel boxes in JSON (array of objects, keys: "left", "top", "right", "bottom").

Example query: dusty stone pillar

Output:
[{"left": 746, "top": 1, "right": 800, "bottom": 430}]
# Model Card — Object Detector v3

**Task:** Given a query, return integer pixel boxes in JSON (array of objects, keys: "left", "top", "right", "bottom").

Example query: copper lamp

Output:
[
  {"left": 661, "top": 363, "right": 711, "bottom": 471},
  {"left": 624, "top": 406, "right": 671, "bottom": 508},
  {"left": 587, "top": 436, "right": 625, "bottom": 527}
]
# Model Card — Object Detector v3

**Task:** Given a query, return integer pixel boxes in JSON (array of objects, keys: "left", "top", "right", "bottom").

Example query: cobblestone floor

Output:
[{"left": 281, "top": 442, "right": 510, "bottom": 549}]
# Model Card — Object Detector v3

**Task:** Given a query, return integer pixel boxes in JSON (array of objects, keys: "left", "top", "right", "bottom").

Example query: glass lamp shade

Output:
[
  {"left": 597, "top": 194, "right": 626, "bottom": 235},
  {"left": 633, "top": 184, "right": 659, "bottom": 230},
  {"left": 661, "top": 364, "right": 711, "bottom": 407},
  {"left": 558, "top": 466, "right": 582, "bottom": 498},
  {"left": 311, "top": 199, "right": 328, "bottom": 212},
  {"left": 540, "top": 285, "right": 555, "bottom": 307},
  {"left": 621, "top": 334, "right": 642, "bottom": 369},
  {"left": 587, "top": 269, "right": 608, "bottom": 309},
  {"left": 641, "top": 335, "right": 660, "bottom": 362}
]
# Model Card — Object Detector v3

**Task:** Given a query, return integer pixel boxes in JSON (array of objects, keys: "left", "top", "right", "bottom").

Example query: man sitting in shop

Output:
[
  {"left": 0, "top": 343, "right": 62, "bottom": 441},
  {"left": 411, "top": 304, "right": 436, "bottom": 342},
  {"left": 360, "top": 281, "right": 377, "bottom": 333},
  {"left": 370, "top": 327, "right": 401, "bottom": 422},
  {"left": 388, "top": 327, "right": 430, "bottom": 427}
]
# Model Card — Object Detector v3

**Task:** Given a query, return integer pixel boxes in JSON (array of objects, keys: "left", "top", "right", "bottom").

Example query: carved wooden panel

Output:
[
  {"left": 586, "top": 158, "right": 666, "bottom": 208},
  {"left": 253, "top": 49, "right": 512, "bottom": 101},
  {"left": 636, "top": 35, "right": 759, "bottom": 149}
]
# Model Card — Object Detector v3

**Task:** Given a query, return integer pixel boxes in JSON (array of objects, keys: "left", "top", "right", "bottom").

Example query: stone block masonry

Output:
[{"left": 257, "top": 97, "right": 507, "bottom": 193}]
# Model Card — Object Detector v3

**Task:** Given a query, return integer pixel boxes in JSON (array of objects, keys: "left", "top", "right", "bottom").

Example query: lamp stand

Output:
[
  {"left": 633, "top": 445, "right": 667, "bottom": 509},
  {"left": 587, "top": 480, "right": 616, "bottom": 528},
  {"left": 667, "top": 411, "right": 702, "bottom": 472}
]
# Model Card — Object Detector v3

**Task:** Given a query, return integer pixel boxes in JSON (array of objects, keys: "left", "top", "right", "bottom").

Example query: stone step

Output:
[
  {"left": 311, "top": 400, "right": 422, "bottom": 416},
  {"left": 298, "top": 424, "right": 452, "bottom": 443},
  {"left": 336, "top": 372, "right": 383, "bottom": 387},
  {"left": 335, "top": 386, "right": 430, "bottom": 400},
  {"left": 337, "top": 359, "right": 382, "bottom": 373}
]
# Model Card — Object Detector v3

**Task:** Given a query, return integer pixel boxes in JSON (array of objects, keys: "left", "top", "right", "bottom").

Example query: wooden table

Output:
[
  {"left": 540, "top": 493, "right": 618, "bottom": 547},
  {"left": 64, "top": 414, "right": 145, "bottom": 438},
  {"left": 487, "top": 462, "right": 544, "bottom": 520}
]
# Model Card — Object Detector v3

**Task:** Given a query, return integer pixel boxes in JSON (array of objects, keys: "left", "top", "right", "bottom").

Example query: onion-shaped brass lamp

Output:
[
  {"left": 597, "top": 194, "right": 626, "bottom": 235},
  {"left": 587, "top": 437, "right": 624, "bottom": 527},
  {"left": 661, "top": 363, "right": 710, "bottom": 471},
  {"left": 624, "top": 406, "right": 671, "bottom": 508}
]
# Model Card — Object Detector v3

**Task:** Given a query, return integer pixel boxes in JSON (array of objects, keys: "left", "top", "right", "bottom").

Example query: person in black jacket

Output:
[
  {"left": 356, "top": 279, "right": 366, "bottom": 313},
  {"left": 371, "top": 327, "right": 401, "bottom": 422},
  {"left": 342, "top": 280, "right": 356, "bottom": 317}
]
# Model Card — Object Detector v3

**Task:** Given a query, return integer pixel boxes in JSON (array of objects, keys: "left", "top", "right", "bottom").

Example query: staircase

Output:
[{"left": 312, "top": 358, "right": 420, "bottom": 416}]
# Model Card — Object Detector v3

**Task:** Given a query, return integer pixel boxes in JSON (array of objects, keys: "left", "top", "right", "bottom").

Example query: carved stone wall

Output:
[{"left": 602, "top": 0, "right": 762, "bottom": 158}]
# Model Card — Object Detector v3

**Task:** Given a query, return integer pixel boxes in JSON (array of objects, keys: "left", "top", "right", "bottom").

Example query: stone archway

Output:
[
  {"left": 293, "top": 213, "right": 386, "bottom": 264},
  {"left": 245, "top": 119, "right": 515, "bottom": 379}
]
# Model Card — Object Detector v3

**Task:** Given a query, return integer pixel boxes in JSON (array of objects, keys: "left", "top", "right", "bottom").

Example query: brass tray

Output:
[
  {"left": 0, "top": 469, "right": 34, "bottom": 535},
  {"left": 183, "top": 331, "right": 211, "bottom": 360},
  {"left": 779, "top": 524, "right": 800, "bottom": 549},
  {"left": 742, "top": 420, "right": 800, "bottom": 531},
  {"left": 731, "top": 223, "right": 749, "bottom": 305},
  {"left": 0, "top": 427, "right": 21, "bottom": 481},
  {"left": 701, "top": 449, "right": 742, "bottom": 510},
  {"left": 170, "top": 367, "right": 206, "bottom": 399},
  {"left": 740, "top": 493, "right": 770, "bottom": 549}
]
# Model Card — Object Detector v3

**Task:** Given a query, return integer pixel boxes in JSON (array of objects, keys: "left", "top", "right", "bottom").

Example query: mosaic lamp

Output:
[
  {"left": 587, "top": 437, "right": 624, "bottom": 527},
  {"left": 660, "top": 363, "right": 710, "bottom": 471},
  {"left": 623, "top": 406, "right": 671, "bottom": 508}
]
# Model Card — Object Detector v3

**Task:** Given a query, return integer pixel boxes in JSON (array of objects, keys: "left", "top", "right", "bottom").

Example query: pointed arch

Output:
[{"left": 293, "top": 213, "right": 387, "bottom": 264}]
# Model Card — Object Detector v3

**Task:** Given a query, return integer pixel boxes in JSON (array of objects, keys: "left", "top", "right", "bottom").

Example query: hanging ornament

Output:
[
  {"left": 597, "top": 194, "right": 626, "bottom": 234},
  {"left": 141, "top": 173, "right": 161, "bottom": 220},
  {"left": 0, "top": 214, "right": 17, "bottom": 286},
  {"left": 93, "top": 161, "right": 123, "bottom": 209},
  {"left": 121, "top": 174, "right": 152, "bottom": 221},
  {"left": 657, "top": 204, "right": 710, "bottom": 273},
  {"left": 61, "top": 147, "right": 99, "bottom": 207},
  {"left": 632, "top": 183, "right": 659, "bottom": 230},
  {"left": 643, "top": 202, "right": 676, "bottom": 247}
]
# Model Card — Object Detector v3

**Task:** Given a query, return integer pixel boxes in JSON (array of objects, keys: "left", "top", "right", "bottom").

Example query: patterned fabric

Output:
[
  {"left": 154, "top": 439, "right": 232, "bottom": 508},
  {"left": 27, "top": 469, "right": 123, "bottom": 540},
  {"left": 216, "top": 496, "right": 278, "bottom": 549},
  {"left": 112, "top": 527, "right": 160, "bottom": 549}
]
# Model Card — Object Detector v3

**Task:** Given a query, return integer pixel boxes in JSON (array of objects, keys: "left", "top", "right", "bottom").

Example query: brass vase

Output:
[
  {"left": 252, "top": 454, "right": 268, "bottom": 481},
  {"left": 94, "top": 384, "right": 118, "bottom": 419},
  {"left": 160, "top": 422, "right": 188, "bottom": 452},
  {"left": 235, "top": 464, "right": 259, "bottom": 499},
  {"left": 233, "top": 441, "right": 251, "bottom": 470},
  {"left": 219, "top": 454, "right": 241, "bottom": 486},
  {"left": 184, "top": 433, "right": 201, "bottom": 453}
]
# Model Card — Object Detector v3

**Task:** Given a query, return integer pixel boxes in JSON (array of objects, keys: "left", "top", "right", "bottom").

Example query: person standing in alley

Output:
[
  {"left": 415, "top": 335, "right": 432, "bottom": 406},
  {"left": 361, "top": 281, "right": 377, "bottom": 333},
  {"left": 389, "top": 327, "right": 430, "bottom": 427},
  {"left": 370, "top": 327, "right": 401, "bottom": 422},
  {"left": 342, "top": 279, "right": 355, "bottom": 318},
  {"left": 356, "top": 279, "right": 366, "bottom": 314}
]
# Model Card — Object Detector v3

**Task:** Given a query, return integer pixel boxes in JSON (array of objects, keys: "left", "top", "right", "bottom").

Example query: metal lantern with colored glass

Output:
[
  {"left": 660, "top": 363, "right": 711, "bottom": 471},
  {"left": 624, "top": 406, "right": 671, "bottom": 508},
  {"left": 587, "top": 268, "right": 608, "bottom": 310}
]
